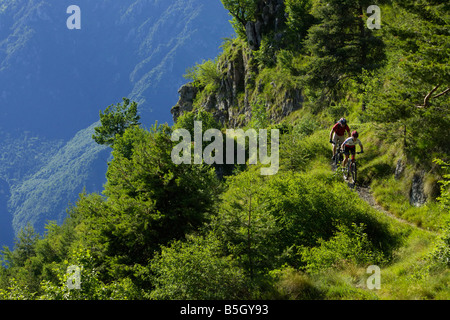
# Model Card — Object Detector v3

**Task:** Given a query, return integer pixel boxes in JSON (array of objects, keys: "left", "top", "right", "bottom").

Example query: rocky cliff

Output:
[
  {"left": 171, "top": 39, "right": 302, "bottom": 128},
  {"left": 171, "top": 0, "right": 302, "bottom": 128}
]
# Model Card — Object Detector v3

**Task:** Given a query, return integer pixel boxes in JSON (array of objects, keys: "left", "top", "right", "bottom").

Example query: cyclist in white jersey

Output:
[{"left": 341, "top": 131, "right": 364, "bottom": 169}]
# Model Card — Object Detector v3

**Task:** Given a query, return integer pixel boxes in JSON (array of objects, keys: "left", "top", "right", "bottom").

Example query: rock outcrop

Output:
[
  {"left": 171, "top": 83, "right": 198, "bottom": 123},
  {"left": 410, "top": 172, "right": 427, "bottom": 207},
  {"left": 171, "top": 39, "right": 302, "bottom": 127},
  {"left": 245, "top": 0, "right": 286, "bottom": 50}
]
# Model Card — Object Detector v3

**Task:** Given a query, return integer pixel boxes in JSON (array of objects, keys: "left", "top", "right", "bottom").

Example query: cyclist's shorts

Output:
[
  {"left": 344, "top": 145, "right": 356, "bottom": 156},
  {"left": 332, "top": 133, "right": 346, "bottom": 145}
]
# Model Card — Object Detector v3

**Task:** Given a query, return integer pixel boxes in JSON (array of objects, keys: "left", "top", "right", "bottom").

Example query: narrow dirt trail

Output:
[
  {"left": 331, "top": 161, "right": 435, "bottom": 233},
  {"left": 354, "top": 184, "right": 417, "bottom": 228}
]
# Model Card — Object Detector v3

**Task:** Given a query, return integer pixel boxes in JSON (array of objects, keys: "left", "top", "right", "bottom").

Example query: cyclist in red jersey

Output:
[{"left": 329, "top": 118, "right": 350, "bottom": 160}]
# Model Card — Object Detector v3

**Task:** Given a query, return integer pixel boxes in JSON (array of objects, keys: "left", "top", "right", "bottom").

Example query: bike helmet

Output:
[
  {"left": 351, "top": 130, "right": 359, "bottom": 138},
  {"left": 339, "top": 118, "right": 347, "bottom": 126}
]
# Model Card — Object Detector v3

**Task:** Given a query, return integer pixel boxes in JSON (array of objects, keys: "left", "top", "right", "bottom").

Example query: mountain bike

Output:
[
  {"left": 343, "top": 152, "right": 363, "bottom": 186},
  {"left": 331, "top": 141, "right": 344, "bottom": 166}
]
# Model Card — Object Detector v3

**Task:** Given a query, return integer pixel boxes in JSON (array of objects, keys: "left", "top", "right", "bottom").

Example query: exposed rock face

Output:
[
  {"left": 410, "top": 172, "right": 427, "bottom": 207},
  {"left": 395, "top": 159, "right": 405, "bottom": 180},
  {"left": 171, "top": 83, "right": 199, "bottom": 123},
  {"left": 245, "top": 0, "right": 286, "bottom": 50},
  {"left": 171, "top": 41, "right": 302, "bottom": 127}
]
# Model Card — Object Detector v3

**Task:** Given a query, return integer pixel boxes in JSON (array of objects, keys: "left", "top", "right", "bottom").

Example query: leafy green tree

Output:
[
  {"left": 184, "top": 59, "right": 221, "bottom": 93},
  {"left": 214, "top": 168, "right": 398, "bottom": 273},
  {"left": 284, "top": 0, "right": 316, "bottom": 50},
  {"left": 220, "top": 0, "right": 259, "bottom": 34},
  {"left": 213, "top": 167, "right": 279, "bottom": 278},
  {"left": 365, "top": 0, "right": 449, "bottom": 157},
  {"left": 391, "top": 0, "right": 449, "bottom": 97},
  {"left": 434, "top": 159, "right": 450, "bottom": 211},
  {"left": 92, "top": 98, "right": 141, "bottom": 147},
  {"left": 39, "top": 248, "right": 142, "bottom": 300},
  {"left": 83, "top": 123, "right": 221, "bottom": 282},
  {"left": 173, "top": 109, "right": 222, "bottom": 137},
  {"left": 1, "top": 224, "right": 39, "bottom": 268},
  {"left": 303, "top": 0, "right": 386, "bottom": 103},
  {"left": 300, "top": 223, "right": 386, "bottom": 273}
]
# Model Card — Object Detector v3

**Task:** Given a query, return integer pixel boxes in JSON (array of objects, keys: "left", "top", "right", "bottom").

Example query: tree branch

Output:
[
  {"left": 433, "top": 87, "right": 450, "bottom": 99},
  {"left": 423, "top": 85, "right": 440, "bottom": 107},
  {"left": 417, "top": 84, "right": 441, "bottom": 108}
]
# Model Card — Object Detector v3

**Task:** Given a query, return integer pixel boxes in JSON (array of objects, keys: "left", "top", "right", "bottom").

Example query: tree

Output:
[
  {"left": 92, "top": 98, "right": 141, "bottom": 147},
  {"left": 220, "top": 0, "right": 259, "bottom": 33},
  {"left": 365, "top": 0, "right": 450, "bottom": 156},
  {"left": 213, "top": 167, "right": 279, "bottom": 278},
  {"left": 84, "top": 123, "right": 221, "bottom": 282},
  {"left": 303, "top": 0, "right": 386, "bottom": 104},
  {"left": 1, "top": 224, "right": 39, "bottom": 268},
  {"left": 284, "top": 0, "right": 316, "bottom": 50}
]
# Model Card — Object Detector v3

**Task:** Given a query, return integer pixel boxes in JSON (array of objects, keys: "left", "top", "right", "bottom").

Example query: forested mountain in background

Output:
[{"left": 0, "top": 0, "right": 234, "bottom": 248}]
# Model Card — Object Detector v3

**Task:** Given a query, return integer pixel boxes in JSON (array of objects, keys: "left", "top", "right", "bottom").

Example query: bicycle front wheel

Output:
[
  {"left": 343, "top": 163, "right": 350, "bottom": 180},
  {"left": 351, "top": 162, "right": 357, "bottom": 184}
]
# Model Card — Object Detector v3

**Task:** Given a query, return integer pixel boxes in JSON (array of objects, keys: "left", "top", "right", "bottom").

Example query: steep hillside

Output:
[
  {"left": 8, "top": 123, "right": 109, "bottom": 235},
  {"left": 0, "top": 0, "right": 234, "bottom": 244}
]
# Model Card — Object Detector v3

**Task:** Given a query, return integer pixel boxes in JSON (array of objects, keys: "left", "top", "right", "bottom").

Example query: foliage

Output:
[
  {"left": 212, "top": 168, "right": 279, "bottom": 277},
  {"left": 364, "top": 0, "right": 450, "bottom": 158},
  {"left": 213, "top": 168, "right": 398, "bottom": 275},
  {"left": 284, "top": 0, "right": 316, "bottom": 50},
  {"left": 249, "top": 98, "right": 269, "bottom": 129},
  {"left": 150, "top": 234, "right": 249, "bottom": 300},
  {"left": 92, "top": 98, "right": 141, "bottom": 147},
  {"left": 39, "top": 248, "right": 142, "bottom": 300},
  {"left": 1, "top": 0, "right": 449, "bottom": 301},
  {"left": 173, "top": 109, "right": 222, "bottom": 137},
  {"left": 428, "top": 221, "right": 450, "bottom": 268},
  {"left": 220, "top": 0, "right": 259, "bottom": 35},
  {"left": 184, "top": 59, "right": 222, "bottom": 93},
  {"left": 86, "top": 123, "right": 221, "bottom": 281},
  {"left": 434, "top": 159, "right": 450, "bottom": 210},
  {"left": 300, "top": 223, "right": 386, "bottom": 273},
  {"left": 302, "top": 0, "right": 386, "bottom": 102}
]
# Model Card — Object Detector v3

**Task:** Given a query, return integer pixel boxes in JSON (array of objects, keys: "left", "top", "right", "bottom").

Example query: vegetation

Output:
[
  {"left": 92, "top": 98, "right": 141, "bottom": 147},
  {"left": 1, "top": 0, "right": 448, "bottom": 300}
]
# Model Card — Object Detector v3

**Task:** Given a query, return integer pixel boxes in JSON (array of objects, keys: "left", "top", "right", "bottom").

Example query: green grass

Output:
[
  {"left": 269, "top": 225, "right": 450, "bottom": 300},
  {"left": 371, "top": 177, "right": 447, "bottom": 231}
]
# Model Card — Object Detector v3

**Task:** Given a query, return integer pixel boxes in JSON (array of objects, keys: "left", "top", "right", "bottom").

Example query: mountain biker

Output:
[
  {"left": 341, "top": 130, "right": 364, "bottom": 170},
  {"left": 329, "top": 118, "right": 351, "bottom": 160}
]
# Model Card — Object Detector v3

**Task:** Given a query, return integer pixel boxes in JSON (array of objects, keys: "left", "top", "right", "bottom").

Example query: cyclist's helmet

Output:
[
  {"left": 339, "top": 118, "right": 347, "bottom": 126},
  {"left": 352, "top": 130, "right": 359, "bottom": 138}
]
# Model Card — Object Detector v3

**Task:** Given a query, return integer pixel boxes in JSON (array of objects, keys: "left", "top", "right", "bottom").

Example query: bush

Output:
[
  {"left": 429, "top": 221, "right": 450, "bottom": 267},
  {"left": 213, "top": 168, "right": 398, "bottom": 274},
  {"left": 184, "top": 59, "right": 221, "bottom": 93},
  {"left": 149, "top": 234, "right": 250, "bottom": 300},
  {"left": 299, "top": 223, "right": 387, "bottom": 274},
  {"left": 268, "top": 266, "right": 323, "bottom": 300}
]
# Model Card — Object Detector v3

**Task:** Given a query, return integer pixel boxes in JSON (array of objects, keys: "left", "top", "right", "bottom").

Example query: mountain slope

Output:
[
  {"left": 8, "top": 122, "right": 109, "bottom": 235},
  {"left": 0, "top": 0, "right": 234, "bottom": 244}
]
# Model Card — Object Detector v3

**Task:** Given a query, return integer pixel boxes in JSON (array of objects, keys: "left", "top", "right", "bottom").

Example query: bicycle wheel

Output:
[
  {"left": 343, "top": 162, "right": 350, "bottom": 180},
  {"left": 335, "top": 151, "right": 340, "bottom": 166},
  {"left": 351, "top": 162, "right": 357, "bottom": 184}
]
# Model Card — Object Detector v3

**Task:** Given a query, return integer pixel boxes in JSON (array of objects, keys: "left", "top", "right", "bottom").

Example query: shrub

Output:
[
  {"left": 149, "top": 234, "right": 250, "bottom": 300},
  {"left": 184, "top": 59, "right": 221, "bottom": 93},
  {"left": 299, "top": 223, "right": 387, "bottom": 274}
]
